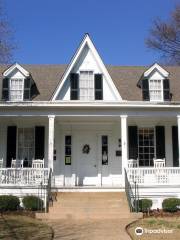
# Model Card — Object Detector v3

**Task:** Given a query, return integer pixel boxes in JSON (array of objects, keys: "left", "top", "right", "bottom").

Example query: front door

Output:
[{"left": 77, "top": 133, "right": 98, "bottom": 186}]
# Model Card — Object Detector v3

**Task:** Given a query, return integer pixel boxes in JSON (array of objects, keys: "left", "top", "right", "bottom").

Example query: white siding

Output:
[{"left": 57, "top": 45, "right": 118, "bottom": 101}]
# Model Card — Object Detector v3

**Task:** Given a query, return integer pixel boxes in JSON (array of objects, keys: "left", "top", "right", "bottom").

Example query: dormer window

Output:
[
  {"left": 141, "top": 63, "right": 171, "bottom": 102},
  {"left": 149, "top": 79, "right": 163, "bottom": 101},
  {"left": 2, "top": 63, "right": 37, "bottom": 102},
  {"left": 9, "top": 78, "right": 24, "bottom": 101}
]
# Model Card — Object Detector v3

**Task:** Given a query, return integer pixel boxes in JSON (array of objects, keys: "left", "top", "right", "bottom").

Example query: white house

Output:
[{"left": 0, "top": 33, "right": 180, "bottom": 209}]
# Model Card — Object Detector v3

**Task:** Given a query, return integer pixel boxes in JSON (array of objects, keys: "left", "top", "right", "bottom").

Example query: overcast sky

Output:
[{"left": 6, "top": 0, "right": 179, "bottom": 65}]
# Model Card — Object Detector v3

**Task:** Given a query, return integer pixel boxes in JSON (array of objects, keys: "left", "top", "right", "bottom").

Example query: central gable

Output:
[{"left": 51, "top": 34, "right": 122, "bottom": 101}]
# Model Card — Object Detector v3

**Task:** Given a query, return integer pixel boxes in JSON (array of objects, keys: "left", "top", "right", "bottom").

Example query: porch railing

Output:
[
  {"left": 127, "top": 167, "right": 180, "bottom": 185},
  {"left": 0, "top": 168, "right": 50, "bottom": 186}
]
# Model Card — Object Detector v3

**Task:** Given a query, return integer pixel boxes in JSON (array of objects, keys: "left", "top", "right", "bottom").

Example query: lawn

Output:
[
  {"left": 0, "top": 214, "right": 53, "bottom": 240},
  {"left": 127, "top": 217, "right": 180, "bottom": 240}
]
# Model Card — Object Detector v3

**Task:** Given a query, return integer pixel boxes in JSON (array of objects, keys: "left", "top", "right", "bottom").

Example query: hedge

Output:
[
  {"left": 22, "top": 196, "right": 44, "bottom": 211},
  {"left": 0, "top": 195, "right": 20, "bottom": 212},
  {"left": 134, "top": 199, "right": 153, "bottom": 212},
  {"left": 162, "top": 198, "right": 180, "bottom": 212}
]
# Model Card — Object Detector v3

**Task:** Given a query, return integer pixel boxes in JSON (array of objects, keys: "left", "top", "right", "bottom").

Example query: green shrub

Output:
[
  {"left": 134, "top": 199, "right": 153, "bottom": 212},
  {"left": 22, "top": 196, "right": 43, "bottom": 211},
  {"left": 162, "top": 198, "right": 180, "bottom": 212},
  {"left": 0, "top": 195, "right": 20, "bottom": 212}
]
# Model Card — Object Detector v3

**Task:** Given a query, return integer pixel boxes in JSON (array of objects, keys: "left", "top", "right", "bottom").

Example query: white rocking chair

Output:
[
  {"left": 153, "top": 158, "right": 167, "bottom": 183},
  {"left": 32, "top": 159, "right": 44, "bottom": 168},
  {"left": 153, "top": 158, "right": 165, "bottom": 168},
  {"left": 32, "top": 159, "right": 44, "bottom": 184},
  {"left": 128, "top": 159, "right": 139, "bottom": 168},
  {"left": 11, "top": 159, "right": 24, "bottom": 168}
]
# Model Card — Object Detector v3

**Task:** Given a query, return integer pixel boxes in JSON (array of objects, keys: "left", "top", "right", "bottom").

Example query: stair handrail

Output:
[
  {"left": 124, "top": 168, "right": 139, "bottom": 212},
  {"left": 46, "top": 168, "right": 52, "bottom": 213}
]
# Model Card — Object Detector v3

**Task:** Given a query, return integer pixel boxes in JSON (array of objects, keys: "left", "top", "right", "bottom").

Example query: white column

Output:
[
  {"left": 177, "top": 116, "right": 180, "bottom": 166},
  {"left": 48, "top": 115, "right": 55, "bottom": 171},
  {"left": 121, "top": 115, "right": 128, "bottom": 180}
]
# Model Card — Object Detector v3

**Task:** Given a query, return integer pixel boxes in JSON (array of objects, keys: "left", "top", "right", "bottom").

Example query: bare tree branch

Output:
[
  {"left": 0, "top": 0, "right": 15, "bottom": 63},
  {"left": 146, "top": 4, "right": 180, "bottom": 65}
]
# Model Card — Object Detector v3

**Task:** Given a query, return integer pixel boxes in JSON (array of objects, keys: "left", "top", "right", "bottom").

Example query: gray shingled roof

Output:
[{"left": 0, "top": 64, "right": 180, "bottom": 101}]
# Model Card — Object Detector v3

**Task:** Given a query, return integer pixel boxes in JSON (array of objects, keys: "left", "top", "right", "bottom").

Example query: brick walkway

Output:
[{"left": 47, "top": 219, "right": 132, "bottom": 240}]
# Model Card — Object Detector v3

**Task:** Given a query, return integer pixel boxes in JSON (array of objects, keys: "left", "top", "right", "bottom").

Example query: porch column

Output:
[
  {"left": 121, "top": 115, "right": 128, "bottom": 180},
  {"left": 48, "top": 115, "right": 55, "bottom": 171},
  {"left": 177, "top": 116, "right": 180, "bottom": 166}
]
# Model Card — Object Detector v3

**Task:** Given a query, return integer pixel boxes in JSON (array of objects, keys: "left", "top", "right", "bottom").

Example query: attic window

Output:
[
  {"left": 79, "top": 71, "right": 94, "bottom": 100},
  {"left": 149, "top": 79, "right": 163, "bottom": 101},
  {"left": 9, "top": 78, "right": 24, "bottom": 101}
]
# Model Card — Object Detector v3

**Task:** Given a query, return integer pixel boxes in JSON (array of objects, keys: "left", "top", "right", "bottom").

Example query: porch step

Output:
[{"left": 36, "top": 192, "right": 142, "bottom": 220}]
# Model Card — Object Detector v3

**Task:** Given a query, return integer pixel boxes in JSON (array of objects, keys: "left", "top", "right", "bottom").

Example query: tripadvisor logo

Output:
[
  {"left": 135, "top": 227, "right": 143, "bottom": 236},
  {"left": 135, "top": 226, "right": 174, "bottom": 236}
]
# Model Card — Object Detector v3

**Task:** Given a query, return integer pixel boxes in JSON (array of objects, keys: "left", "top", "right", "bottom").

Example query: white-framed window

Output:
[
  {"left": 17, "top": 128, "right": 35, "bottom": 162},
  {"left": 9, "top": 78, "right": 24, "bottom": 101},
  {"left": 79, "top": 71, "right": 94, "bottom": 100},
  {"left": 149, "top": 79, "right": 163, "bottom": 101},
  {"left": 138, "top": 128, "right": 155, "bottom": 167}
]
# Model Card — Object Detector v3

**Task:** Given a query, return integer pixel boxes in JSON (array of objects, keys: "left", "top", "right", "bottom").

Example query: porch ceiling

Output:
[
  {"left": 55, "top": 116, "right": 121, "bottom": 124},
  {"left": 128, "top": 116, "right": 177, "bottom": 125}
]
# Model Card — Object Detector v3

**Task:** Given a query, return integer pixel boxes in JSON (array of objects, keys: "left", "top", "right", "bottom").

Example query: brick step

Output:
[
  {"left": 49, "top": 203, "right": 129, "bottom": 209},
  {"left": 56, "top": 192, "right": 127, "bottom": 199},
  {"left": 37, "top": 211, "right": 142, "bottom": 220},
  {"left": 36, "top": 191, "right": 134, "bottom": 220},
  {"left": 49, "top": 206, "right": 129, "bottom": 213},
  {"left": 51, "top": 199, "right": 128, "bottom": 205}
]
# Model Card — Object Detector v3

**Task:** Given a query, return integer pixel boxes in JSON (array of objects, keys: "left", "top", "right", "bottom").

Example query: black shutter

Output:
[
  {"left": 128, "top": 126, "right": 138, "bottom": 159},
  {"left": 6, "top": 126, "right": 17, "bottom": 167},
  {"left": 70, "top": 73, "right": 79, "bottom": 100},
  {"left": 172, "top": 126, "right": 179, "bottom": 167},
  {"left": 24, "top": 77, "right": 31, "bottom": 100},
  {"left": 95, "top": 74, "right": 103, "bottom": 100},
  {"left": 155, "top": 126, "right": 165, "bottom": 159},
  {"left": 163, "top": 79, "right": 170, "bottom": 101},
  {"left": 35, "top": 126, "right": 45, "bottom": 159},
  {"left": 2, "top": 78, "right": 9, "bottom": 100},
  {"left": 142, "top": 79, "right": 149, "bottom": 101}
]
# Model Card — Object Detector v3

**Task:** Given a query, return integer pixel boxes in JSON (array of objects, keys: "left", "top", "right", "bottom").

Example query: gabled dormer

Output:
[
  {"left": 2, "top": 63, "right": 38, "bottom": 101},
  {"left": 52, "top": 34, "right": 122, "bottom": 101},
  {"left": 138, "top": 63, "right": 171, "bottom": 102}
]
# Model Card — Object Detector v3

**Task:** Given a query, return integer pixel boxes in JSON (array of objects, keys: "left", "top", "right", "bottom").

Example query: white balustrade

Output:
[
  {"left": 0, "top": 168, "right": 50, "bottom": 186},
  {"left": 127, "top": 167, "right": 180, "bottom": 185}
]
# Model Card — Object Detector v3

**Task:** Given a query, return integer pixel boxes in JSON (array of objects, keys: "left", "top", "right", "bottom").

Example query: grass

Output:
[
  {"left": 128, "top": 217, "right": 180, "bottom": 240},
  {"left": 0, "top": 214, "right": 53, "bottom": 240}
]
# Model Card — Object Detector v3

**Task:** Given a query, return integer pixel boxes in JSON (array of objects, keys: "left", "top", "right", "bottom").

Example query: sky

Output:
[{"left": 5, "top": 0, "right": 179, "bottom": 66}]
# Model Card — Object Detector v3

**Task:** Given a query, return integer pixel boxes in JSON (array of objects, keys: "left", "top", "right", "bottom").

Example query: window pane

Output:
[
  {"left": 149, "top": 79, "right": 162, "bottom": 101},
  {"left": 79, "top": 71, "right": 94, "bottom": 100},
  {"left": 18, "top": 128, "right": 34, "bottom": 162},
  {"left": 102, "top": 136, "right": 108, "bottom": 165},
  {"left": 10, "top": 78, "right": 23, "bottom": 101},
  {"left": 138, "top": 128, "right": 154, "bottom": 167},
  {"left": 65, "top": 136, "right": 72, "bottom": 165},
  {"left": 102, "top": 136, "right": 108, "bottom": 145},
  {"left": 65, "top": 136, "right": 71, "bottom": 145}
]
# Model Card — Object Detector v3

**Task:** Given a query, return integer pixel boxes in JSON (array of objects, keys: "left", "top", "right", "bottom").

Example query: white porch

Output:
[{"left": 0, "top": 112, "right": 180, "bottom": 189}]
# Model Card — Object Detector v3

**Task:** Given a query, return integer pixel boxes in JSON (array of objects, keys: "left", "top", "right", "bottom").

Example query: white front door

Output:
[{"left": 77, "top": 133, "right": 98, "bottom": 186}]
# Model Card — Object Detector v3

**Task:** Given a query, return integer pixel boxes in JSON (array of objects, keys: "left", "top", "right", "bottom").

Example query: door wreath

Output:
[{"left": 82, "top": 144, "right": 90, "bottom": 154}]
